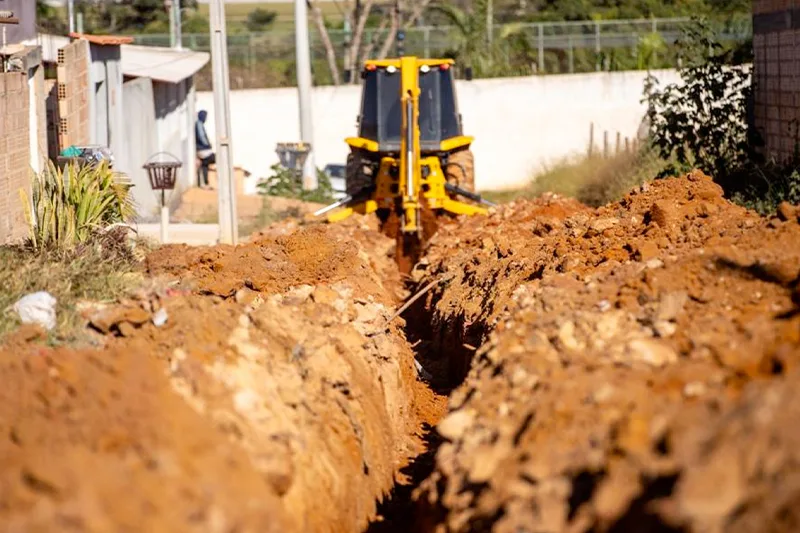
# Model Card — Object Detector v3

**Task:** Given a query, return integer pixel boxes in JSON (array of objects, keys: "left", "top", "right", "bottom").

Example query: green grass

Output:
[
  {"left": 0, "top": 231, "right": 146, "bottom": 344},
  {"left": 484, "top": 146, "right": 673, "bottom": 207}
]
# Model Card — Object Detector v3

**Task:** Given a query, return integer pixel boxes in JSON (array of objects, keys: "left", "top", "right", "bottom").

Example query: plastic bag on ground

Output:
[{"left": 12, "top": 292, "right": 57, "bottom": 331}]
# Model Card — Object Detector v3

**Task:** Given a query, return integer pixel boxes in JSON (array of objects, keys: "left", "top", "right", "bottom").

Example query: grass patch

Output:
[
  {"left": 0, "top": 230, "right": 146, "bottom": 344},
  {"left": 484, "top": 146, "right": 673, "bottom": 207}
]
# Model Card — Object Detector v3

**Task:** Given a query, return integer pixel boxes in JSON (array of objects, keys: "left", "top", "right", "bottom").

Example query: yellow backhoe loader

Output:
[{"left": 314, "top": 56, "right": 494, "bottom": 271}]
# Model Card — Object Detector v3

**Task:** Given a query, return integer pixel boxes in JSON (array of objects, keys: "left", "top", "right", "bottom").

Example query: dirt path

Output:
[{"left": 1, "top": 172, "right": 798, "bottom": 532}]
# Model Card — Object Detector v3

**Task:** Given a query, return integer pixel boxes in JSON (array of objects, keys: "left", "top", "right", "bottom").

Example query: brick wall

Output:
[
  {"left": 752, "top": 0, "right": 800, "bottom": 161},
  {"left": 0, "top": 72, "right": 32, "bottom": 244},
  {"left": 56, "top": 39, "right": 91, "bottom": 151}
]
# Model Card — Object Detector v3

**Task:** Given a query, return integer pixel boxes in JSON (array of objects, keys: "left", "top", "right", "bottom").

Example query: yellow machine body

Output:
[{"left": 325, "top": 57, "right": 488, "bottom": 234}]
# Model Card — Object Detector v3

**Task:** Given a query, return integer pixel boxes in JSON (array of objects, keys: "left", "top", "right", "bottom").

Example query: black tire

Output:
[
  {"left": 444, "top": 148, "right": 475, "bottom": 193},
  {"left": 345, "top": 149, "right": 375, "bottom": 197}
]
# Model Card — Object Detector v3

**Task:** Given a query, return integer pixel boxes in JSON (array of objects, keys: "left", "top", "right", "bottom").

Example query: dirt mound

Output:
[
  {"left": 0, "top": 224, "right": 443, "bottom": 533},
  {"left": 411, "top": 172, "right": 800, "bottom": 532},
  {"left": 147, "top": 219, "right": 401, "bottom": 302}
]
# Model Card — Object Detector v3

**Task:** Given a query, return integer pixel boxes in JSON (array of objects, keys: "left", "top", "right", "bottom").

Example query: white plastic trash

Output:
[
  {"left": 152, "top": 308, "right": 168, "bottom": 327},
  {"left": 12, "top": 291, "right": 57, "bottom": 331}
]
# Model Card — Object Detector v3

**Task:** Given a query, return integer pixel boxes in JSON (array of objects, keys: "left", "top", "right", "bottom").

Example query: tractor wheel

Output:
[
  {"left": 345, "top": 149, "right": 374, "bottom": 197},
  {"left": 445, "top": 148, "right": 475, "bottom": 193}
]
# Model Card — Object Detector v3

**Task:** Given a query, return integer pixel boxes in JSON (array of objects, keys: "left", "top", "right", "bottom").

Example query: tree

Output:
[
  {"left": 246, "top": 8, "right": 276, "bottom": 32},
  {"left": 427, "top": 0, "right": 527, "bottom": 77},
  {"left": 308, "top": 0, "right": 341, "bottom": 85}
]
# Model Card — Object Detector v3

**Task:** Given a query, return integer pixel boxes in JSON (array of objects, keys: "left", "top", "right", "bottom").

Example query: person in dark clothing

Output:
[{"left": 195, "top": 110, "right": 215, "bottom": 189}]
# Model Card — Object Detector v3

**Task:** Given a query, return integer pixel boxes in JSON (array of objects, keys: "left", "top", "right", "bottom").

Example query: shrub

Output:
[
  {"left": 256, "top": 164, "right": 336, "bottom": 204},
  {"left": 22, "top": 161, "right": 135, "bottom": 250},
  {"left": 643, "top": 17, "right": 752, "bottom": 180}
]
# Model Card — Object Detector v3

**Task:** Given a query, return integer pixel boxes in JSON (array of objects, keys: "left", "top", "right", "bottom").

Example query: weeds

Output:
[
  {"left": 484, "top": 146, "right": 672, "bottom": 207},
  {"left": 726, "top": 162, "right": 800, "bottom": 215},
  {"left": 0, "top": 228, "right": 143, "bottom": 343}
]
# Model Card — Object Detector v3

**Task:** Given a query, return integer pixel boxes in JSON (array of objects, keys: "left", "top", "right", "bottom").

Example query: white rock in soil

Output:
[{"left": 627, "top": 338, "right": 678, "bottom": 368}]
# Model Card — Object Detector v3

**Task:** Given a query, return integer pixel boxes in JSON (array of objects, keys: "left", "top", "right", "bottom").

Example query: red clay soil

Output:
[
  {"left": 3, "top": 172, "right": 800, "bottom": 533},
  {"left": 410, "top": 172, "right": 800, "bottom": 532},
  {"left": 0, "top": 223, "right": 445, "bottom": 533}
]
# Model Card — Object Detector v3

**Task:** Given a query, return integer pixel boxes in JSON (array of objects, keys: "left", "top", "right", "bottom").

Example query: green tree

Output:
[
  {"left": 427, "top": 0, "right": 529, "bottom": 77},
  {"left": 246, "top": 8, "right": 277, "bottom": 32}
]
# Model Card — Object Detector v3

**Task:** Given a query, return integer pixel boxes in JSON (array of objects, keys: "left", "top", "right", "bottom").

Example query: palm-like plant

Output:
[
  {"left": 427, "top": 0, "right": 528, "bottom": 77},
  {"left": 21, "top": 161, "right": 135, "bottom": 250}
]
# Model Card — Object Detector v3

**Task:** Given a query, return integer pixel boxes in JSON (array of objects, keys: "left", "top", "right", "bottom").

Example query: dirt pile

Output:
[
  {"left": 411, "top": 172, "right": 800, "bottom": 532},
  {"left": 0, "top": 222, "right": 443, "bottom": 533}
]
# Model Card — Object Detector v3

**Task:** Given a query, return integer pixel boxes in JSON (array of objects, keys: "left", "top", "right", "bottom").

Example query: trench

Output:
[{"left": 361, "top": 270, "right": 490, "bottom": 532}]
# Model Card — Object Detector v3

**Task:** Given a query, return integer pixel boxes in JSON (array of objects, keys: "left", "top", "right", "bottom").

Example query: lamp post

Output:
[{"left": 144, "top": 153, "right": 182, "bottom": 244}]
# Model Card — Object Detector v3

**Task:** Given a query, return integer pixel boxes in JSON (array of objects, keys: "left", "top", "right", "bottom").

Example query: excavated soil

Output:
[
  {"left": 0, "top": 219, "right": 445, "bottom": 533},
  {"left": 2, "top": 171, "right": 799, "bottom": 533},
  {"left": 409, "top": 171, "right": 800, "bottom": 532}
]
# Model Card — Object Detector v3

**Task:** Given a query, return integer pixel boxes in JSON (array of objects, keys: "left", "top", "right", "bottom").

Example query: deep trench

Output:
[{"left": 363, "top": 274, "right": 488, "bottom": 532}]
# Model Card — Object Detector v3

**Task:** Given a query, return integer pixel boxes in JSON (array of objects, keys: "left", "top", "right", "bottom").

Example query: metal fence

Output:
[{"left": 131, "top": 16, "right": 753, "bottom": 88}]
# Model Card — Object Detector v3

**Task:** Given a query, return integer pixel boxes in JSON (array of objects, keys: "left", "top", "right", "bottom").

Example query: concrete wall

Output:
[
  {"left": 196, "top": 69, "right": 680, "bottom": 193},
  {"left": 56, "top": 39, "right": 91, "bottom": 151},
  {"left": 88, "top": 44, "right": 125, "bottom": 166},
  {"left": 752, "top": 0, "right": 800, "bottom": 162},
  {"left": 0, "top": 71, "right": 31, "bottom": 244}
]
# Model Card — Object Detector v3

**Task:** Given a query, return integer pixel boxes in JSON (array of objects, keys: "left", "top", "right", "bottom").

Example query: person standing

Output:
[{"left": 195, "top": 110, "right": 215, "bottom": 189}]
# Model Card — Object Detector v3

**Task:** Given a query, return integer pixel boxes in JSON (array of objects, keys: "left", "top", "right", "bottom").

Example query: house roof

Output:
[
  {"left": 23, "top": 33, "right": 210, "bottom": 84},
  {"left": 68, "top": 32, "right": 135, "bottom": 45},
  {"left": 122, "top": 44, "right": 210, "bottom": 84}
]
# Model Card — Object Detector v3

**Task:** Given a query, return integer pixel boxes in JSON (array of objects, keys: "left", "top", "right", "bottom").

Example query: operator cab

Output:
[{"left": 357, "top": 62, "right": 464, "bottom": 153}]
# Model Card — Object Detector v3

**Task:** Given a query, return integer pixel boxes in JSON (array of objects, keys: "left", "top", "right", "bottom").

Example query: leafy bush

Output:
[
  {"left": 643, "top": 17, "right": 752, "bottom": 180},
  {"left": 22, "top": 161, "right": 135, "bottom": 250},
  {"left": 256, "top": 164, "right": 336, "bottom": 204}
]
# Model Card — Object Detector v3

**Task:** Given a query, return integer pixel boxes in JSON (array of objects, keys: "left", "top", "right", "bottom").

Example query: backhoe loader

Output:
[{"left": 314, "top": 56, "right": 494, "bottom": 271}]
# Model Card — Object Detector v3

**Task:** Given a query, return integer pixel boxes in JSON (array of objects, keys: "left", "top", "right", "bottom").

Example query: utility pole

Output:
[
  {"left": 209, "top": 0, "right": 238, "bottom": 244},
  {"left": 295, "top": 0, "right": 317, "bottom": 190},
  {"left": 67, "top": 0, "right": 75, "bottom": 33},
  {"left": 168, "top": 0, "right": 183, "bottom": 49}
]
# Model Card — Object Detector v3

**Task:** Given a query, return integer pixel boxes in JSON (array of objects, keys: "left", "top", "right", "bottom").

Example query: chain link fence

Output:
[{"left": 131, "top": 16, "right": 752, "bottom": 89}]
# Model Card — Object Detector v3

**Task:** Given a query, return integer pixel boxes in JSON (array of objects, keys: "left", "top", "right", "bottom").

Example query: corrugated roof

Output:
[
  {"left": 23, "top": 33, "right": 210, "bottom": 84},
  {"left": 123, "top": 44, "right": 210, "bottom": 84}
]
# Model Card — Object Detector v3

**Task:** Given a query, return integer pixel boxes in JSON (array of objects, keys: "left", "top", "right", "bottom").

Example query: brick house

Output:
[{"left": 752, "top": 0, "right": 800, "bottom": 162}]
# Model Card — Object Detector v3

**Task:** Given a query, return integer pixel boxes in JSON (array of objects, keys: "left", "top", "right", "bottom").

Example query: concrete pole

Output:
[
  {"left": 172, "top": 0, "right": 183, "bottom": 49},
  {"left": 209, "top": 0, "right": 238, "bottom": 244},
  {"left": 295, "top": 0, "right": 317, "bottom": 190},
  {"left": 67, "top": 0, "right": 75, "bottom": 33}
]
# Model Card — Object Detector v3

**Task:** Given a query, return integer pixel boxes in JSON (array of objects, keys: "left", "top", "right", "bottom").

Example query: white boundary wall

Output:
[{"left": 196, "top": 68, "right": 680, "bottom": 193}]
